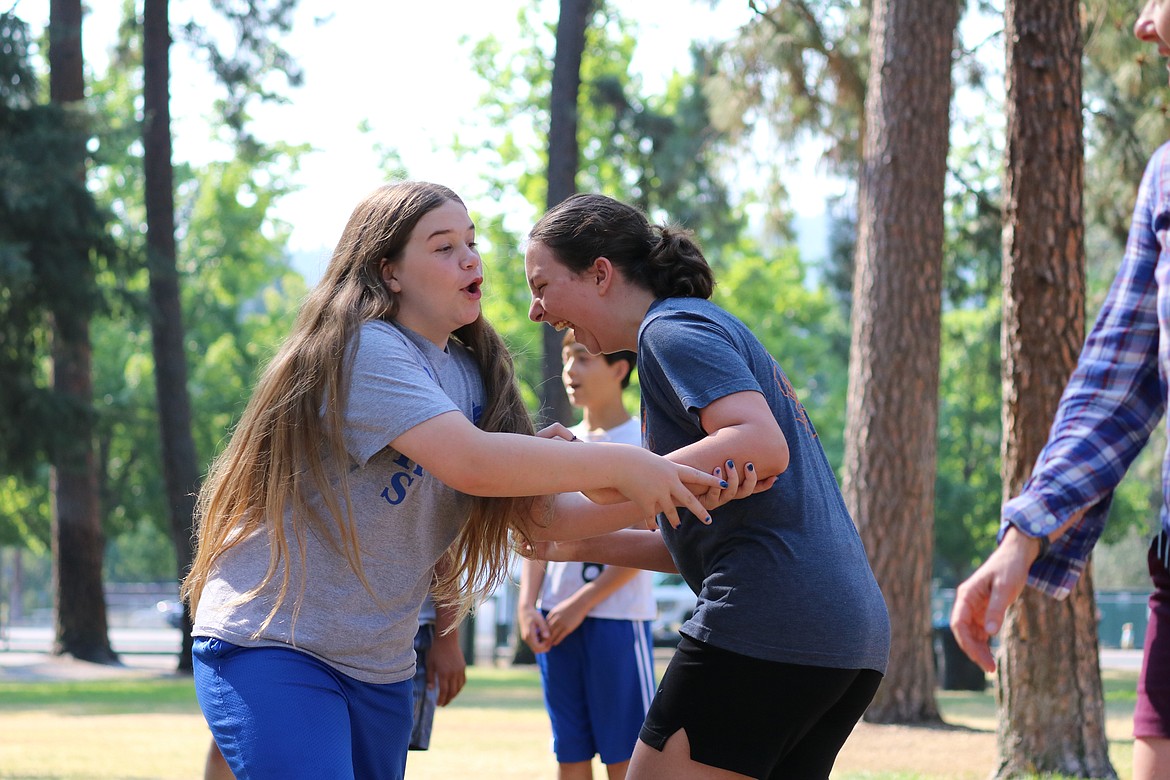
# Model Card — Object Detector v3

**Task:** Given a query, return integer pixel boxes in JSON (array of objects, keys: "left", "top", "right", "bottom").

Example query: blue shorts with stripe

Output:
[{"left": 536, "top": 615, "right": 655, "bottom": 765}]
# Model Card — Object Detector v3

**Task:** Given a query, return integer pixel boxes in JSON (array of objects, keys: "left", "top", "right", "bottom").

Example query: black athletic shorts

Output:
[{"left": 639, "top": 635, "right": 883, "bottom": 779}]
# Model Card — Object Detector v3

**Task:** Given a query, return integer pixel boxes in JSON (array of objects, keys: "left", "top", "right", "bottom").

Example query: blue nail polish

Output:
[
  {"left": 727, "top": 460, "right": 734, "bottom": 468},
  {"left": 704, "top": 515, "right": 712, "bottom": 524},
  {"left": 720, "top": 480, "right": 728, "bottom": 488},
  {"left": 746, "top": 463, "right": 755, "bottom": 472}
]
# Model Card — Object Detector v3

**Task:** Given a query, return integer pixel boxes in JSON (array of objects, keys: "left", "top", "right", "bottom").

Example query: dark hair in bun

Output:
[{"left": 528, "top": 193, "right": 714, "bottom": 300}]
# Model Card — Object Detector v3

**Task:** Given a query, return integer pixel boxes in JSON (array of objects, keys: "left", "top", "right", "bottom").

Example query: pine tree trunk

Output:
[
  {"left": 537, "top": 0, "right": 593, "bottom": 428},
  {"left": 144, "top": 0, "right": 199, "bottom": 673},
  {"left": 48, "top": 0, "right": 117, "bottom": 665},
  {"left": 843, "top": 0, "right": 958, "bottom": 724},
  {"left": 997, "top": 0, "right": 1114, "bottom": 776}
]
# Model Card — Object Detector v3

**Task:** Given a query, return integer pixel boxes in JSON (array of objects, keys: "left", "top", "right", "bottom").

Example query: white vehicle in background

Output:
[{"left": 651, "top": 572, "right": 697, "bottom": 647}]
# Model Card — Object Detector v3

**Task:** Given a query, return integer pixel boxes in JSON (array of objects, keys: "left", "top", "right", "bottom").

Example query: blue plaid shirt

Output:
[{"left": 1003, "top": 142, "right": 1170, "bottom": 599}]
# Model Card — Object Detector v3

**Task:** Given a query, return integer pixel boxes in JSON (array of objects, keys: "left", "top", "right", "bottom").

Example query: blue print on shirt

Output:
[{"left": 381, "top": 452, "right": 425, "bottom": 506}]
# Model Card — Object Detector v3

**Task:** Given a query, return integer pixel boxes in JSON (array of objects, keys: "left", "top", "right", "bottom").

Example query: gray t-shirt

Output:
[
  {"left": 192, "top": 320, "right": 484, "bottom": 684},
  {"left": 638, "top": 297, "right": 890, "bottom": 673}
]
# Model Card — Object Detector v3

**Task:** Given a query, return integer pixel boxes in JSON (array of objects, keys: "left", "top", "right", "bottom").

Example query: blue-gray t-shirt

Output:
[{"left": 638, "top": 297, "right": 890, "bottom": 673}]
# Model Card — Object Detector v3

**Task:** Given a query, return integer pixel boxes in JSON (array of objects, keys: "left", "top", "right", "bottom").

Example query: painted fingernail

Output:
[
  {"left": 726, "top": 460, "right": 734, "bottom": 468},
  {"left": 720, "top": 480, "right": 728, "bottom": 488},
  {"left": 714, "top": 467, "right": 722, "bottom": 477},
  {"left": 746, "top": 463, "right": 755, "bottom": 472},
  {"left": 703, "top": 515, "right": 712, "bottom": 525}
]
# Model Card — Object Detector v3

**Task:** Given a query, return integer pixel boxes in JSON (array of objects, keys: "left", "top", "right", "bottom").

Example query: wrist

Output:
[{"left": 1006, "top": 524, "right": 1047, "bottom": 562}]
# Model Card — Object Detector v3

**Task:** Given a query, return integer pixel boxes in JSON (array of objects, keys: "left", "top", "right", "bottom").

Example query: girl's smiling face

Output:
[{"left": 525, "top": 241, "right": 609, "bottom": 355}]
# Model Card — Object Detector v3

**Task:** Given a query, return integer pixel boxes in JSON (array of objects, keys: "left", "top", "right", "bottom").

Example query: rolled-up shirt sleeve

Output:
[{"left": 1002, "top": 142, "right": 1170, "bottom": 599}]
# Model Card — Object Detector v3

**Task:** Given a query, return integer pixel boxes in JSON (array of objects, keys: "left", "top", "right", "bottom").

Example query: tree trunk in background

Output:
[
  {"left": 513, "top": 0, "right": 594, "bottom": 667},
  {"left": 996, "top": 1, "right": 1113, "bottom": 776},
  {"left": 48, "top": 0, "right": 117, "bottom": 665},
  {"left": 842, "top": 0, "right": 958, "bottom": 724},
  {"left": 537, "top": 0, "right": 593, "bottom": 429},
  {"left": 144, "top": 0, "right": 199, "bottom": 673}
]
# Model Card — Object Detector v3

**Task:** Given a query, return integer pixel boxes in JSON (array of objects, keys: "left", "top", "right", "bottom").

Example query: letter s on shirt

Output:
[{"left": 380, "top": 472, "right": 415, "bottom": 505}]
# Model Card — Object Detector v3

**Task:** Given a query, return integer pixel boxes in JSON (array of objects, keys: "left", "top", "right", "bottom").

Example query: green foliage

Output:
[
  {"left": 933, "top": 304, "right": 1002, "bottom": 583},
  {"left": 706, "top": 0, "right": 870, "bottom": 181},
  {"left": 0, "top": 12, "right": 110, "bottom": 484},
  {"left": 176, "top": 0, "right": 303, "bottom": 155},
  {"left": 463, "top": 1, "right": 757, "bottom": 411},
  {"left": 712, "top": 244, "right": 850, "bottom": 469},
  {"left": 0, "top": 4, "right": 309, "bottom": 578},
  {"left": 0, "top": 473, "right": 49, "bottom": 550}
]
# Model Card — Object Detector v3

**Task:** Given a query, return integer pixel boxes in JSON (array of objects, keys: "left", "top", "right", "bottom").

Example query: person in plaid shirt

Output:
[{"left": 951, "top": 4, "right": 1170, "bottom": 777}]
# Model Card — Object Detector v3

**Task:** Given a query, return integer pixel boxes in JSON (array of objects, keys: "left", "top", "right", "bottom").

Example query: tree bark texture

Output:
[
  {"left": 537, "top": 0, "right": 593, "bottom": 428},
  {"left": 997, "top": 1, "right": 1113, "bottom": 776},
  {"left": 842, "top": 0, "right": 959, "bottom": 724},
  {"left": 144, "top": 0, "right": 199, "bottom": 672},
  {"left": 48, "top": 0, "right": 117, "bottom": 665}
]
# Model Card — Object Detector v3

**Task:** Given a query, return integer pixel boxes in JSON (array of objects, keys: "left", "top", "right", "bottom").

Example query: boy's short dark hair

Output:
[{"left": 562, "top": 330, "right": 636, "bottom": 389}]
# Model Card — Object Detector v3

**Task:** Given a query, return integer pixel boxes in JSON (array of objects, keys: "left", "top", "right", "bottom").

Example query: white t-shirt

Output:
[{"left": 538, "top": 417, "right": 656, "bottom": 621}]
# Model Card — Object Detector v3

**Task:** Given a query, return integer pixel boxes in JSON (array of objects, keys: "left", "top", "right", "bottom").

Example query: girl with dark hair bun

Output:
[
  {"left": 525, "top": 193, "right": 890, "bottom": 779},
  {"left": 182, "top": 183, "right": 733, "bottom": 780}
]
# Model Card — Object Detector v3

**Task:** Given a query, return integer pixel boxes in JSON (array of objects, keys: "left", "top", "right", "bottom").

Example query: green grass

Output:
[
  {"left": 0, "top": 665, "right": 1142, "bottom": 779},
  {"left": 0, "top": 678, "right": 199, "bottom": 713}
]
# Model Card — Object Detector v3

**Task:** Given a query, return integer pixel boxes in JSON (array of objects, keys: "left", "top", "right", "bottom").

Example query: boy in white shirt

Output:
[{"left": 518, "top": 332, "right": 657, "bottom": 780}]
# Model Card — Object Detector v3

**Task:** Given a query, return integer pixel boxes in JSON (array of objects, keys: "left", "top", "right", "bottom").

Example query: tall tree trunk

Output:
[
  {"left": 144, "top": 0, "right": 199, "bottom": 673},
  {"left": 842, "top": 0, "right": 958, "bottom": 724},
  {"left": 514, "top": 0, "right": 593, "bottom": 666},
  {"left": 997, "top": 1, "right": 1114, "bottom": 776},
  {"left": 537, "top": 0, "right": 593, "bottom": 429},
  {"left": 48, "top": 0, "right": 117, "bottom": 665}
]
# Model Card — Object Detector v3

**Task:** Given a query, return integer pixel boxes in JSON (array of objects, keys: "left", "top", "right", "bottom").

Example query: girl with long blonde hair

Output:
[{"left": 182, "top": 182, "right": 732, "bottom": 780}]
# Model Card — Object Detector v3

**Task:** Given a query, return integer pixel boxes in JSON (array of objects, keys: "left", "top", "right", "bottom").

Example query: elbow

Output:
[
  {"left": 428, "top": 452, "right": 498, "bottom": 497},
  {"left": 761, "top": 443, "right": 789, "bottom": 480},
  {"left": 753, "top": 432, "right": 789, "bottom": 480}
]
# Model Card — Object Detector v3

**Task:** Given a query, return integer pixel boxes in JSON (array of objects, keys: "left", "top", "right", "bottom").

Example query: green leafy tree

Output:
[{"left": 464, "top": 1, "right": 750, "bottom": 402}]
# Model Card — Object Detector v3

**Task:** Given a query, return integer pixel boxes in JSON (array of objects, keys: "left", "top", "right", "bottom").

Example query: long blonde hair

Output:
[{"left": 181, "top": 182, "right": 536, "bottom": 629}]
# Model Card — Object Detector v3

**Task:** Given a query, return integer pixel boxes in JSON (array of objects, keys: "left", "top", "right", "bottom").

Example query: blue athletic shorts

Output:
[
  {"left": 193, "top": 637, "right": 413, "bottom": 780},
  {"left": 536, "top": 616, "right": 655, "bottom": 765},
  {"left": 409, "top": 623, "right": 438, "bottom": 751}
]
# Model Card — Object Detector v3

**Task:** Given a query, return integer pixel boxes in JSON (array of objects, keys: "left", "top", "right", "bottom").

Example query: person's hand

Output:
[
  {"left": 949, "top": 527, "right": 1042, "bottom": 673},
  {"left": 545, "top": 596, "right": 591, "bottom": 646},
  {"left": 697, "top": 459, "right": 777, "bottom": 512},
  {"left": 536, "top": 422, "right": 576, "bottom": 442},
  {"left": 427, "top": 628, "right": 467, "bottom": 707},
  {"left": 536, "top": 425, "right": 629, "bottom": 505},
  {"left": 615, "top": 448, "right": 724, "bottom": 529},
  {"left": 518, "top": 604, "right": 552, "bottom": 654}
]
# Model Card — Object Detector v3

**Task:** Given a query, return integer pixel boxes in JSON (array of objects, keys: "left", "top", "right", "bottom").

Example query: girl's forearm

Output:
[
  {"left": 392, "top": 412, "right": 715, "bottom": 499},
  {"left": 548, "top": 529, "right": 678, "bottom": 573},
  {"left": 526, "top": 492, "right": 649, "bottom": 542}
]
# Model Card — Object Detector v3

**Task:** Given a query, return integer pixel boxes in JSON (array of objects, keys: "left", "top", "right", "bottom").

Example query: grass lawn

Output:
[{"left": 0, "top": 664, "right": 1139, "bottom": 779}]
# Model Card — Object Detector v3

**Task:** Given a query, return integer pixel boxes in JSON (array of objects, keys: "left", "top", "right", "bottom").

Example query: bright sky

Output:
[{"left": 18, "top": 1, "right": 839, "bottom": 273}]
